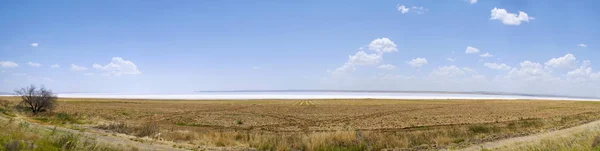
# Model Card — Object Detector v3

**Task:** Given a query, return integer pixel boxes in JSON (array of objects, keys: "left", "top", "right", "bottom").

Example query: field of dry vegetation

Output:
[{"left": 3, "top": 96, "right": 600, "bottom": 150}]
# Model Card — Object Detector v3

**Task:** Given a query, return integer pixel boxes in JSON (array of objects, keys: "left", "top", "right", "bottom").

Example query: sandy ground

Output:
[{"left": 458, "top": 119, "right": 600, "bottom": 151}]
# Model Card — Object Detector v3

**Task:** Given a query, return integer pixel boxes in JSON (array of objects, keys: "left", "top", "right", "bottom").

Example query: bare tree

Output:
[{"left": 14, "top": 85, "right": 57, "bottom": 114}]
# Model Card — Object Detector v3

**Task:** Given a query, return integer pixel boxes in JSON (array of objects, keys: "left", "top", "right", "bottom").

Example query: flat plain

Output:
[{"left": 3, "top": 97, "right": 600, "bottom": 150}]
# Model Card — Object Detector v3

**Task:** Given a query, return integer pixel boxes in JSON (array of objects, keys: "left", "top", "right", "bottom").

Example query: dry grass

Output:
[
  {"left": 3, "top": 96, "right": 600, "bottom": 150},
  {"left": 504, "top": 125, "right": 600, "bottom": 151},
  {"left": 0, "top": 117, "right": 126, "bottom": 151}
]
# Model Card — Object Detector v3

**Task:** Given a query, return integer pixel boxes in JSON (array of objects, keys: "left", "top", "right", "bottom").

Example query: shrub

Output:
[
  {"left": 3, "top": 140, "right": 23, "bottom": 151},
  {"left": 14, "top": 85, "right": 57, "bottom": 114},
  {"left": 136, "top": 122, "right": 160, "bottom": 137},
  {"left": 96, "top": 122, "right": 132, "bottom": 134}
]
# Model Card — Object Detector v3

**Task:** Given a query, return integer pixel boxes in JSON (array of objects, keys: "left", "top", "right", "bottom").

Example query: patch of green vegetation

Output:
[
  {"left": 236, "top": 119, "right": 243, "bottom": 125},
  {"left": 33, "top": 112, "right": 84, "bottom": 125},
  {"left": 314, "top": 143, "right": 367, "bottom": 151},
  {"left": 468, "top": 125, "right": 499, "bottom": 134},
  {"left": 452, "top": 138, "right": 465, "bottom": 144}
]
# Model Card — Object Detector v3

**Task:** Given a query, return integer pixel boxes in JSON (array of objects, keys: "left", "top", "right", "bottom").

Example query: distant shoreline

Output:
[
  {"left": 194, "top": 90, "right": 600, "bottom": 100},
  {"left": 2, "top": 91, "right": 598, "bottom": 101}
]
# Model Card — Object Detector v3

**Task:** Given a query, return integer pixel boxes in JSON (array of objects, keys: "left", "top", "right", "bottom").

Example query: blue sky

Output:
[{"left": 1, "top": 0, "right": 599, "bottom": 96}]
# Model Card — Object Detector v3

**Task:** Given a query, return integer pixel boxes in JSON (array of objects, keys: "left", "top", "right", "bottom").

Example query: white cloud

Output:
[
  {"left": 331, "top": 38, "right": 398, "bottom": 74},
  {"left": 490, "top": 7, "right": 534, "bottom": 25},
  {"left": 567, "top": 60, "right": 600, "bottom": 82},
  {"left": 368, "top": 38, "right": 398, "bottom": 53},
  {"left": 348, "top": 51, "right": 382, "bottom": 65},
  {"left": 92, "top": 57, "right": 142, "bottom": 76},
  {"left": 27, "top": 76, "right": 52, "bottom": 82},
  {"left": 331, "top": 51, "right": 382, "bottom": 73},
  {"left": 27, "top": 62, "right": 41, "bottom": 67},
  {"left": 70, "top": 64, "right": 88, "bottom": 71},
  {"left": 480, "top": 53, "right": 493, "bottom": 58},
  {"left": 507, "top": 61, "right": 554, "bottom": 81},
  {"left": 431, "top": 66, "right": 466, "bottom": 77},
  {"left": 578, "top": 44, "right": 587, "bottom": 48},
  {"left": 31, "top": 43, "right": 38, "bottom": 47},
  {"left": 545, "top": 53, "right": 577, "bottom": 69},
  {"left": 84, "top": 73, "right": 95, "bottom": 76},
  {"left": 484, "top": 62, "right": 511, "bottom": 70},
  {"left": 447, "top": 58, "right": 457, "bottom": 62},
  {"left": 406, "top": 58, "right": 428, "bottom": 67},
  {"left": 397, "top": 5, "right": 410, "bottom": 14},
  {"left": 0, "top": 61, "right": 19, "bottom": 68},
  {"left": 50, "top": 64, "right": 60, "bottom": 68},
  {"left": 396, "top": 5, "right": 428, "bottom": 14},
  {"left": 462, "top": 67, "right": 478, "bottom": 74},
  {"left": 12, "top": 73, "right": 26, "bottom": 76},
  {"left": 465, "top": 46, "right": 480, "bottom": 54},
  {"left": 252, "top": 67, "right": 261, "bottom": 70},
  {"left": 467, "top": 0, "right": 478, "bottom": 4},
  {"left": 378, "top": 64, "right": 396, "bottom": 70}
]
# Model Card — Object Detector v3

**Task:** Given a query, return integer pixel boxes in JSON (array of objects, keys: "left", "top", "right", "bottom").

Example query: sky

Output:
[{"left": 1, "top": 0, "right": 600, "bottom": 96}]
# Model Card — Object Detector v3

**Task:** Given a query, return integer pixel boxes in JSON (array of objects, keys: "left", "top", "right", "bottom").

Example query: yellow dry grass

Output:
[{"left": 3, "top": 96, "right": 600, "bottom": 150}]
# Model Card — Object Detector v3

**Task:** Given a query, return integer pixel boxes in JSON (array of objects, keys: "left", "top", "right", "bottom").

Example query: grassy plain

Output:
[{"left": 3, "top": 97, "right": 600, "bottom": 150}]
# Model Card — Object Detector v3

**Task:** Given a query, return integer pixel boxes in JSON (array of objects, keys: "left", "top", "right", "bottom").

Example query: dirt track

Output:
[{"left": 458, "top": 119, "right": 600, "bottom": 151}]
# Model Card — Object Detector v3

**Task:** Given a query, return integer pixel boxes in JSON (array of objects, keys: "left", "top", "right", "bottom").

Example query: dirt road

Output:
[{"left": 458, "top": 120, "right": 600, "bottom": 151}]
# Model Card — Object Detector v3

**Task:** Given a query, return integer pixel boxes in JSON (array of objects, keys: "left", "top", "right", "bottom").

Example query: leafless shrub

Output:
[
  {"left": 137, "top": 121, "right": 160, "bottom": 137},
  {"left": 14, "top": 85, "right": 57, "bottom": 114}
]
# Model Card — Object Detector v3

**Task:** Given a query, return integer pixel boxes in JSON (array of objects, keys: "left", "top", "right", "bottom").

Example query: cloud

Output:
[
  {"left": 252, "top": 67, "right": 261, "bottom": 70},
  {"left": 50, "top": 64, "right": 60, "bottom": 68},
  {"left": 331, "top": 51, "right": 382, "bottom": 73},
  {"left": 406, "top": 58, "right": 428, "bottom": 67},
  {"left": 396, "top": 5, "right": 428, "bottom": 14},
  {"left": 447, "top": 58, "right": 457, "bottom": 62},
  {"left": 27, "top": 76, "right": 52, "bottom": 82},
  {"left": 567, "top": 60, "right": 600, "bottom": 82},
  {"left": 431, "top": 66, "right": 466, "bottom": 78},
  {"left": 348, "top": 51, "right": 382, "bottom": 65},
  {"left": 397, "top": 5, "right": 410, "bottom": 14},
  {"left": 27, "top": 62, "right": 41, "bottom": 67},
  {"left": 70, "top": 64, "right": 88, "bottom": 71},
  {"left": 92, "top": 57, "right": 142, "bottom": 76},
  {"left": 84, "top": 73, "right": 95, "bottom": 76},
  {"left": 462, "top": 67, "right": 478, "bottom": 74},
  {"left": 480, "top": 53, "right": 493, "bottom": 58},
  {"left": 545, "top": 53, "right": 577, "bottom": 69},
  {"left": 484, "top": 63, "right": 511, "bottom": 70},
  {"left": 12, "top": 73, "right": 26, "bottom": 76},
  {"left": 331, "top": 38, "right": 397, "bottom": 74},
  {"left": 368, "top": 38, "right": 398, "bottom": 53},
  {"left": 490, "top": 8, "right": 534, "bottom": 25},
  {"left": 507, "top": 61, "right": 554, "bottom": 81},
  {"left": 467, "top": 0, "right": 477, "bottom": 4},
  {"left": 0, "top": 61, "right": 19, "bottom": 68},
  {"left": 378, "top": 64, "right": 396, "bottom": 70},
  {"left": 31, "top": 43, "right": 38, "bottom": 47},
  {"left": 578, "top": 44, "right": 587, "bottom": 48},
  {"left": 465, "top": 46, "right": 480, "bottom": 54}
]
